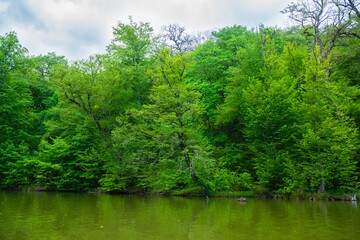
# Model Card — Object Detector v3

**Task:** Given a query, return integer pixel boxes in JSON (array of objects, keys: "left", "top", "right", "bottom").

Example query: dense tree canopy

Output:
[{"left": 1, "top": 3, "right": 360, "bottom": 195}]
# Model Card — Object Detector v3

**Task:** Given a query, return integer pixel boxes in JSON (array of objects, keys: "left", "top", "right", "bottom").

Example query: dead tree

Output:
[
  {"left": 333, "top": 0, "right": 360, "bottom": 18},
  {"left": 332, "top": 0, "right": 360, "bottom": 38},
  {"left": 158, "top": 24, "right": 212, "bottom": 54},
  {"left": 282, "top": 0, "right": 349, "bottom": 60}
]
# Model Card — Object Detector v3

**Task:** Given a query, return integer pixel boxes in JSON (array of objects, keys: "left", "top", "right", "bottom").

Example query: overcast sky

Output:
[{"left": 0, "top": 0, "right": 294, "bottom": 60}]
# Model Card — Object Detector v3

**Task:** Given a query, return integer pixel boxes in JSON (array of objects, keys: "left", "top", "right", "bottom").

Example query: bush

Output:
[{"left": 212, "top": 168, "right": 253, "bottom": 191}]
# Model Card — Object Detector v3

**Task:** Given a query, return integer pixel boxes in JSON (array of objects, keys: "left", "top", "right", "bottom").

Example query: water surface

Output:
[{"left": 0, "top": 191, "right": 359, "bottom": 239}]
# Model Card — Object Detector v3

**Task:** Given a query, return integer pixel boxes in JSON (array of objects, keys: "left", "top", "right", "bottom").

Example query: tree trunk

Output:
[
  {"left": 318, "top": 147, "right": 325, "bottom": 193},
  {"left": 178, "top": 124, "right": 209, "bottom": 196}
]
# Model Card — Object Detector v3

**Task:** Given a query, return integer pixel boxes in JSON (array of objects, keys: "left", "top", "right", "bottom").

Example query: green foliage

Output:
[
  {"left": 108, "top": 16, "right": 154, "bottom": 66},
  {"left": 212, "top": 25, "right": 254, "bottom": 54},
  {"left": 109, "top": 49, "right": 213, "bottom": 193},
  {"left": 297, "top": 49, "right": 359, "bottom": 192},
  {"left": 1, "top": 19, "right": 360, "bottom": 195},
  {"left": 0, "top": 32, "right": 37, "bottom": 188},
  {"left": 107, "top": 17, "right": 155, "bottom": 109},
  {"left": 212, "top": 169, "right": 253, "bottom": 191},
  {"left": 50, "top": 55, "right": 128, "bottom": 135},
  {"left": 38, "top": 104, "right": 104, "bottom": 190}
]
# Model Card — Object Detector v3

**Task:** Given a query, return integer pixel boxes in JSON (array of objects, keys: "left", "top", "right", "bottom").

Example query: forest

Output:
[{"left": 1, "top": 0, "right": 360, "bottom": 196}]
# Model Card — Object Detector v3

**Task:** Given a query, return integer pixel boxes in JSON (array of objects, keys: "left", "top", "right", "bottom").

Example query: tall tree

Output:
[
  {"left": 50, "top": 54, "right": 132, "bottom": 136},
  {"left": 107, "top": 17, "right": 154, "bottom": 109},
  {"left": 186, "top": 40, "right": 232, "bottom": 137},
  {"left": 111, "top": 49, "right": 212, "bottom": 194},
  {"left": 0, "top": 32, "right": 35, "bottom": 188},
  {"left": 236, "top": 43, "right": 304, "bottom": 192},
  {"left": 298, "top": 48, "right": 358, "bottom": 192}
]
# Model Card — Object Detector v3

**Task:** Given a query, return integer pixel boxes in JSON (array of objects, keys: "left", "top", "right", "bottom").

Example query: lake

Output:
[{"left": 0, "top": 191, "right": 359, "bottom": 239}]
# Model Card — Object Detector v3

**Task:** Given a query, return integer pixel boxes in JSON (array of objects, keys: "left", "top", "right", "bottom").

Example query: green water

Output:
[{"left": 0, "top": 191, "right": 359, "bottom": 240}]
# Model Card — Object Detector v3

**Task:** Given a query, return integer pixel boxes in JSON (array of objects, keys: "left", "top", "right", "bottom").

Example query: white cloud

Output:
[
  {"left": 0, "top": 0, "right": 294, "bottom": 60},
  {"left": 243, "top": 0, "right": 287, "bottom": 10},
  {"left": 0, "top": 1, "right": 8, "bottom": 12}
]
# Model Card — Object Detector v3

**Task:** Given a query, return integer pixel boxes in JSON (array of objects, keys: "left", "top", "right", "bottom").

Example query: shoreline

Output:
[{"left": 2, "top": 187, "right": 357, "bottom": 202}]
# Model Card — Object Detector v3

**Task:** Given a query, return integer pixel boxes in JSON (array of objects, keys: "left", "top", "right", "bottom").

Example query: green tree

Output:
[
  {"left": 110, "top": 49, "right": 212, "bottom": 194},
  {"left": 27, "top": 53, "right": 67, "bottom": 149},
  {"left": 40, "top": 53, "right": 133, "bottom": 190},
  {"left": 186, "top": 40, "right": 231, "bottom": 137},
  {"left": 239, "top": 43, "right": 305, "bottom": 192},
  {"left": 50, "top": 54, "right": 132, "bottom": 136},
  {"left": 4, "top": 52, "right": 68, "bottom": 189},
  {"left": 35, "top": 104, "right": 103, "bottom": 190},
  {"left": 214, "top": 27, "right": 266, "bottom": 175},
  {"left": 107, "top": 16, "right": 155, "bottom": 109},
  {"left": 298, "top": 49, "right": 358, "bottom": 192},
  {"left": 0, "top": 32, "right": 35, "bottom": 188}
]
